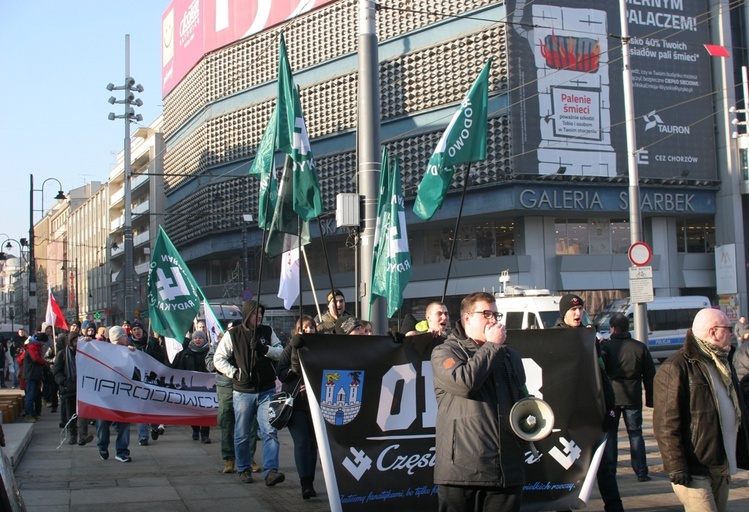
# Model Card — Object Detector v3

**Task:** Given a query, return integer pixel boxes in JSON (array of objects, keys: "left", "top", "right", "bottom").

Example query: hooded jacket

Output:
[
  {"left": 53, "top": 332, "right": 79, "bottom": 398},
  {"left": 213, "top": 300, "right": 283, "bottom": 393},
  {"left": 430, "top": 321, "right": 528, "bottom": 487}
]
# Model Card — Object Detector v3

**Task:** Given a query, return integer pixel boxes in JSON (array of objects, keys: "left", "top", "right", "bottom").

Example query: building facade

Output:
[{"left": 156, "top": 0, "right": 748, "bottom": 323}]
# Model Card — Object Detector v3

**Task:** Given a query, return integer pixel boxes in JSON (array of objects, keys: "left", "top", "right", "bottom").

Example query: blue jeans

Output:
[
  {"left": 96, "top": 420, "right": 131, "bottom": 458},
  {"left": 233, "top": 388, "right": 279, "bottom": 477},
  {"left": 137, "top": 423, "right": 158, "bottom": 441},
  {"left": 605, "top": 407, "right": 648, "bottom": 478},
  {"left": 24, "top": 379, "right": 40, "bottom": 416}
]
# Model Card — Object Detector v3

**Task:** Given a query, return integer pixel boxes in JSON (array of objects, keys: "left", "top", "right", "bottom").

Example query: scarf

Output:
[
  {"left": 188, "top": 340, "right": 209, "bottom": 353},
  {"left": 693, "top": 334, "right": 741, "bottom": 425}
]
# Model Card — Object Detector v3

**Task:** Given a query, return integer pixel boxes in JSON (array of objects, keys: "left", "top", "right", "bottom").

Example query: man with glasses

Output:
[
  {"left": 431, "top": 291, "right": 528, "bottom": 511},
  {"left": 654, "top": 307, "right": 749, "bottom": 511},
  {"left": 554, "top": 294, "right": 623, "bottom": 512}
]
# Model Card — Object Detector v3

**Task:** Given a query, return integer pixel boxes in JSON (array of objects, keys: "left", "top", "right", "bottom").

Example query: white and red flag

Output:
[{"left": 46, "top": 285, "right": 68, "bottom": 330}]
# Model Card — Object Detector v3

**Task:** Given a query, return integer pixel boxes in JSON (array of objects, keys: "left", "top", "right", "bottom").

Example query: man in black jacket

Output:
[
  {"left": 654, "top": 307, "right": 749, "bottom": 511},
  {"left": 554, "top": 294, "right": 623, "bottom": 512},
  {"left": 431, "top": 291, "right": 527, "bottom": 512},
  {"left": 601, "top": 313, "right": 656, "bottom": 482}
]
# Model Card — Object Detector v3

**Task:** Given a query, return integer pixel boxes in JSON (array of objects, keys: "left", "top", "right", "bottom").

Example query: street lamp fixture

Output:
[{"left": 28, "top": 175, "right": 67, "bottom": 332}]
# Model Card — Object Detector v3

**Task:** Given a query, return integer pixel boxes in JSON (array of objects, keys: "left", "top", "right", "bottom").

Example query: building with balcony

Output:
[{"left": 108, "top": 116, "right": 165, "bottom": 324}]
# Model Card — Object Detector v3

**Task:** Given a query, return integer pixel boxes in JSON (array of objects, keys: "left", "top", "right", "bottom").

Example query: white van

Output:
[
  {"left": 594, "top": 296, "right": 711, "bottom": 361},
  {"left": 195, "top": 302, "right": 243, "bottom": 331},
  {"left": 495, "top": 286, "right": 593, "bottom": 330}
]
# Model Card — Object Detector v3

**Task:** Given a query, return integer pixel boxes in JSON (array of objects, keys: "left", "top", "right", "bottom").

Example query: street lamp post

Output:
[
  {"left": 0, "top": 237, "right": 27, "bottom": 331},
  {"left": 28, "top": 175, "right": 66, "bottom": 332},
  {"left": 107, "top": 34, "right": 144, "bottom": 323}
]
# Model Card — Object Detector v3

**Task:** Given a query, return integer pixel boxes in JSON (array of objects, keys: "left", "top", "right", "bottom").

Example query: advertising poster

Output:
[{"left": 507, "top": 0, "right": 716, "bottom": 180}]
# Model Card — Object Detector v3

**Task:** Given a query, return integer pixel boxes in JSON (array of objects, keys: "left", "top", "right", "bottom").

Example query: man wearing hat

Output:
[
  {"left": 317, "top": 290, "right": 349, "bottom": 334},
  {"left": 130, "top": 320, "right": 166, "bottom": 446},
  {"left": 333, "top": 315, "right": 366, "bottom": 335},
  {"left": 95, "top": 326, "right": 135, "bottom": 463},
  {"left": 554, "top": 294, "right": 623, "bottom": 512}
]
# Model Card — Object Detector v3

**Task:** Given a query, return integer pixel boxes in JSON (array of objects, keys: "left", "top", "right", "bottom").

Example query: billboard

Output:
[
  {"left": 507, "top": 0, "right": 717, "bottom": 180},
  {"left": 161, "top": 0, "right": 338, "bottom": 97}
]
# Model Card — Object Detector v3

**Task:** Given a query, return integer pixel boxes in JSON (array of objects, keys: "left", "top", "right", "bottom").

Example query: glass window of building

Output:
[
  {"left": 556, "top": 218, "right": 629, "bottom": 255},
  {"left": 676, "top": 218, "right": 715, "bottom": 253},
  {"left": 422, "top": 220, "right": 514, "bottom": 264}
]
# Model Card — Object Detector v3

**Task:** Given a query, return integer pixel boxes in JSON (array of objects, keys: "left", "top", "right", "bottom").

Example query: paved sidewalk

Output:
[{"left": 7, "top": 400, "right": 749, "bottom": 511}]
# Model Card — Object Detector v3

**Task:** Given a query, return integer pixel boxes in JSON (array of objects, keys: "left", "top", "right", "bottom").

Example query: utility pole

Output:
[
  {"left": 358, "top": 0, "right": 385, "bottom": 332},
  {"left": 619, "top": 0, "right": 648, "bottom": 344},
  {"left": 107, "top": 34, "right": 144, "bottom": 323}
]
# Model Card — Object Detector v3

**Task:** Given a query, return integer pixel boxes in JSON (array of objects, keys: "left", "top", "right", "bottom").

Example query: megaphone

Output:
[{"left": 509, "top": 397, "right": 555, "bottom": 457}]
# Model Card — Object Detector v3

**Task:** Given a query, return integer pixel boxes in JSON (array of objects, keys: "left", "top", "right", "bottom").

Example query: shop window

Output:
[
  {"left": 555, "top": 218, "right": 629, "bottom": 255},
  {"left": 676, "top": 219, "right": 715, "bottom": 253}
]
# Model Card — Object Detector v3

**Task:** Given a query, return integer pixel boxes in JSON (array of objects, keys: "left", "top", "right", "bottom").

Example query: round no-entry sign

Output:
[{"left": 628, "top": 242, "right": 652, "bottom": 266}]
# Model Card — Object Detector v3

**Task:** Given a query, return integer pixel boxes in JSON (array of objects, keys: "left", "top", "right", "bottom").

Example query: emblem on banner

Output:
[{"left": 320, "top": 370, "right": 363, "bottom": 425}]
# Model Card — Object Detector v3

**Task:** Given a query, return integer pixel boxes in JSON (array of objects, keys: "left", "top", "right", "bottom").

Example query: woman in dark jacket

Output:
[
  {"left": 53, "top": 332, "right": 93, "bottom": 445},
  {"left": 172, "top": 330, "right": 211, "bottom": 443},
  {"left": 277, "top": 316, "right": 318, "bottom": 500}
]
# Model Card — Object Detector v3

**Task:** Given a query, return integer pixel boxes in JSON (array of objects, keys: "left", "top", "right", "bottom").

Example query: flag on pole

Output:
[
  {"left": 248, "top": 107, "right": 279, "bottom": 228},
  {"left": 46, "top": 286, "right": 68, "bottom": 330},
  {"left": 278, "top": 247, "right": 301, "bottom": 310},
  {"left": 202, "top": 301, "right": 224, "bottom": 346},
  {"left": 265, "top": 156, "right": 311, "bottom": 259},
  {"left": 147, "top": 226, "right": 202, "bottom": 361},
  {"left": 413, "top": 59, "right": 491, "bottom": 221},
  {"left": 369, "top": 146, "right": 392, "bottom": 317},
  {"left": 371, "top": 148, "right": 412, "bottom": 317},
  {"left": 276, "top": 33, "right": 323, "bottom": 221}
]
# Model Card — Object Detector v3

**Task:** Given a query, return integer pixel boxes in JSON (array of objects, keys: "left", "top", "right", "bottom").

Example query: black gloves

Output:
[
  {"left": 602, "top": 409, "right": 617, "bottom": 432},
  {"left": 249, "top": 336, "right": 268, "bottom": 355},
  {"left": 669, "top": 471, "right": 691, "bottom": 486},
  {"left": 290, "top": 334, "right": 305, "bottom": 348}
]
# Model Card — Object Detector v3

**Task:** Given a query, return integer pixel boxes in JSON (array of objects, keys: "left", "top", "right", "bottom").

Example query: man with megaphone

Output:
[{"left": 431, "top": 291, "right": 529, "bottom": 512}]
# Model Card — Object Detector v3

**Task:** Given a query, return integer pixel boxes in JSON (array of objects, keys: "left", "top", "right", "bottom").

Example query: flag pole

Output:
[
  {"left": 297, "top": 216, "right": 303, "bottom": 327},
  {"left": 441, "top": 162, "right": 473, "bottom": 303},
  {"left": 315, "top": 216, "right": 337, "bottom": 309},
  {"left": 301, "top": 245, "right": 322, "bottom": 320}
]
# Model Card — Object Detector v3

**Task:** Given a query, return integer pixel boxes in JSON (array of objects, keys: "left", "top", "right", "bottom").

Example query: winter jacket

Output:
[
  {"left": 601, "top": 332, "right": 656, "bottom": 408},
  {"left": 52, "top": 338, "right": 78, "bottom": 399},
  {"left": 213, "top": 300, "right": 283, "bottom": 393},
  {"left": 22, "top": 337, "right": 46, "bottom": 382},
  {"left": 130, "top": 334, "right": 166, "bottom": 364},
  {"left": 206, "top": 341, "right": 232, "bottom": 388},
  {"left": 277, "top": 344, "right": 308, "bottom": 411},
  {"left": 172, "top": 342, "right": 210, "bottom": 373},
  {"left": 654, "top": 329, "right": 749, "bottom": 476},
  {"left": 430, "top": 322, "right": 527, "bottom": 487}
]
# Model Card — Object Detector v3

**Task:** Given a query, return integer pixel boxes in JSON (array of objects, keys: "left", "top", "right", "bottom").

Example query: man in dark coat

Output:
[
  {"left": 601, "top": 313, "right": 656, "bottom": 481},
  {"left": 654, "top": 308, "right": 749, "bottom": 511},
  {"left": 431, "top": 291, "right": 527, "bottom": 512}
]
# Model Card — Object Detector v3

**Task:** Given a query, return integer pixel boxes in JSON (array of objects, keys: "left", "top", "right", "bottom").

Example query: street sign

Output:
[
  {"left": 628, "top": 242, "right": 652, "bottom": 267},
  {"left": 629, "top": 265, "right": 654, "bottom": 303},
  {"left": 242, "top": 290, "right": 253, "bottom": 301}
]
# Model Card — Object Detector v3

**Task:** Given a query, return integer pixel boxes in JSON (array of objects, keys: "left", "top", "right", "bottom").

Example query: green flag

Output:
[
  {"left": 371, "top": 150, "right": 412, "bottom": 317},
  {"left": 370, "top": 146, "right": 391, "bottom": 312},
  {"left": 265, "top": 155, "right": 311, "bottom": 259},
  {"left": 413, "top": 59, "right": 491, "bottom": 221},
  {"left": 248, "top": 107, "right": 279, "bottom": 228},
  {"left": 147, "top": 226, "right": 202, "bottom": 340},
  {"left": 276, "top": 33, "right": 323, "bottom": 221}
]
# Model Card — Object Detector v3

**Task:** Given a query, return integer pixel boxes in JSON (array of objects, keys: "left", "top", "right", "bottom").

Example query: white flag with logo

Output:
[{"left": 278, "top": 247, "right": 300, "bottom": 310}]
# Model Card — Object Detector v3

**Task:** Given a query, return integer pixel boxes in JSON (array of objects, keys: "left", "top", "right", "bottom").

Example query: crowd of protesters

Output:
[{"left": 10, "top": 288, "right": 749, "bottom": 510}]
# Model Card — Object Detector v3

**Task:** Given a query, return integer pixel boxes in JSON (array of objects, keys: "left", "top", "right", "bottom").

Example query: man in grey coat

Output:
[{"left": 431, "top": 291, "right": 527, "bottom": 512}]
